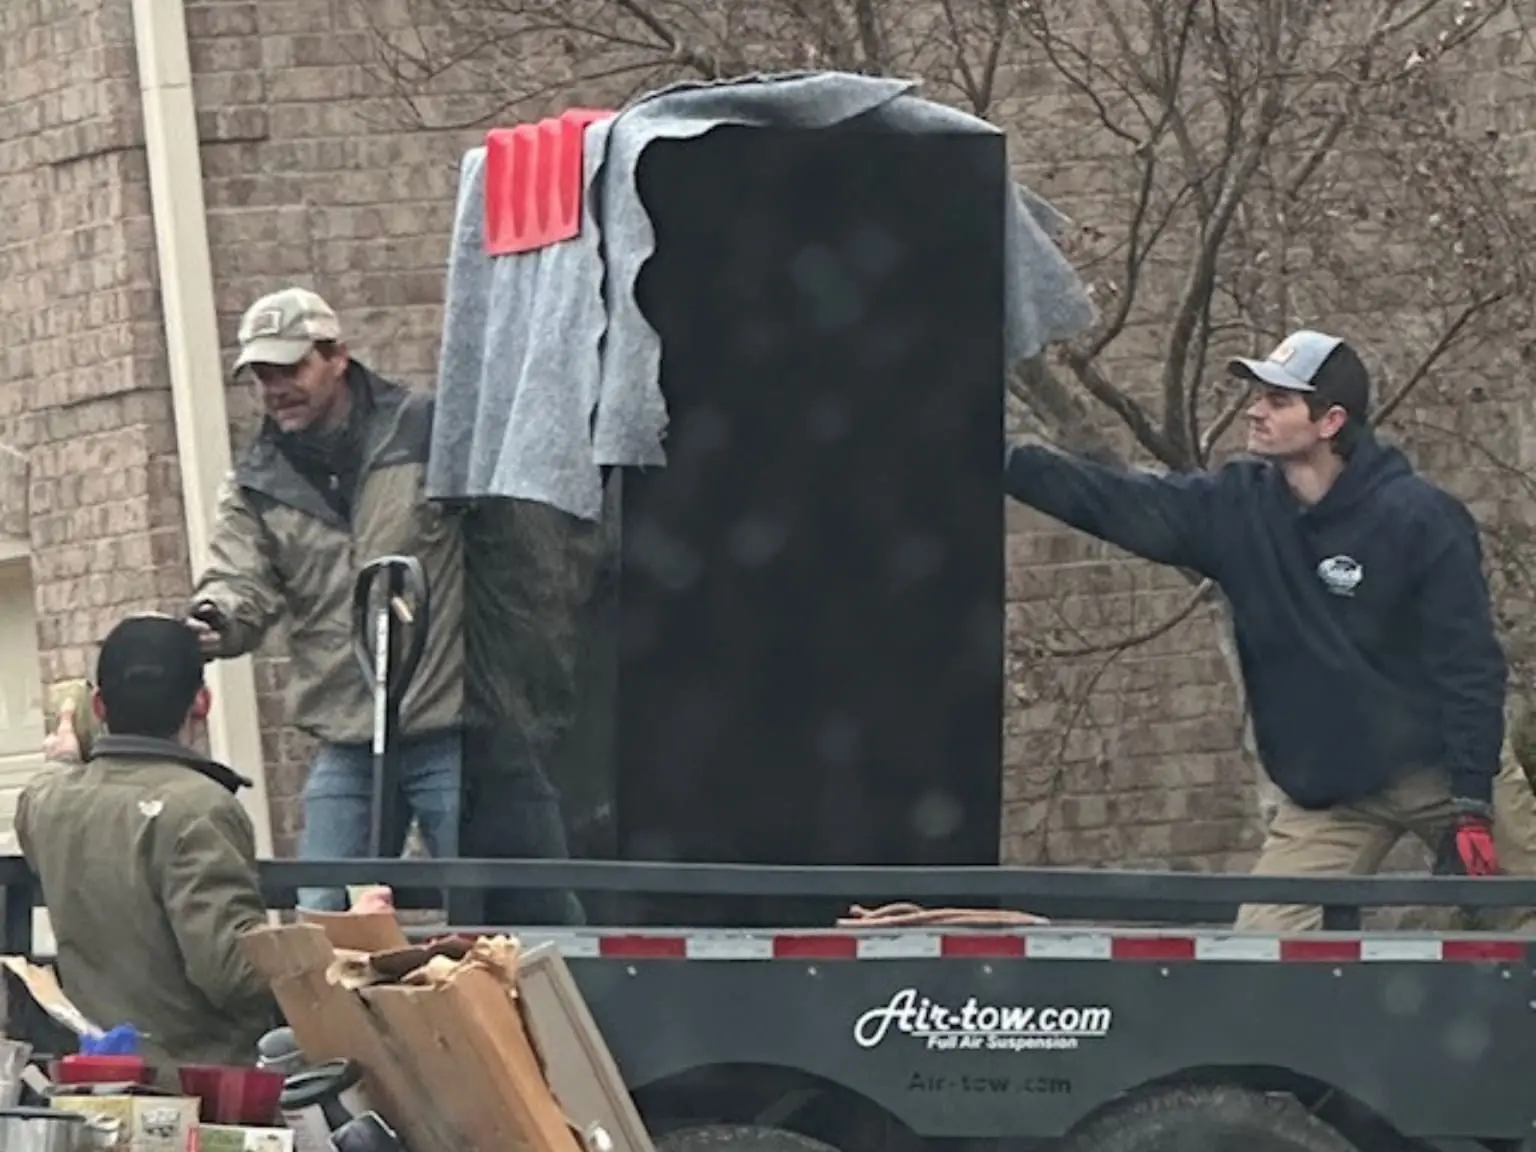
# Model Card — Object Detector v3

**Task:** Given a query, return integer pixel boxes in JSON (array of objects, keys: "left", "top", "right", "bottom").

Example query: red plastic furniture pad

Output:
[{"left": 483, "top": 107, "right": 616, "bottom": 256}]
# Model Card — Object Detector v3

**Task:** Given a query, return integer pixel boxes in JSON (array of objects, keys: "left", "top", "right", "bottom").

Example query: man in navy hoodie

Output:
[{"left": 1004, "top": 329, "right": 1536, "bottom": 931}]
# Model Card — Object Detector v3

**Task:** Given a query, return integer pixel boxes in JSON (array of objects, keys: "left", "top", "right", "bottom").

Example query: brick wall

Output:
[
  {"left": 7, "top": 0, "right": 1531, "bottom": 871},
  {"left": 0, "top": 3, "right": 191, "bottom": 679},
  {"left": 1002, "top": 505, "right": 1257, "bottom": 869}
]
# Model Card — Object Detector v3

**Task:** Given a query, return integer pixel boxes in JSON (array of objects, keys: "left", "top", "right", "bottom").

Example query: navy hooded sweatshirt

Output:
[{"left": 1003, "top": 435, "right": 1507, "bottom": 809}]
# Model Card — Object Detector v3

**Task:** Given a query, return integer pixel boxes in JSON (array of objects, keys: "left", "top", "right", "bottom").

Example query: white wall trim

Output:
[{"left": 132, "top": 0, "right": 273, "bottom": 857}]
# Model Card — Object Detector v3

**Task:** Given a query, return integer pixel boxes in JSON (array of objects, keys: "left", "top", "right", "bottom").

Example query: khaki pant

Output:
[{"left": 1235, "top": 751, "right": 1536, "bottom": 933}]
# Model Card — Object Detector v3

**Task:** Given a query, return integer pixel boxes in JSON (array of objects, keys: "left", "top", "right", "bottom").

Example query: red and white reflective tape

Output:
[{"left": 516, "top": 930, "right": 1529, "bottom": 963}]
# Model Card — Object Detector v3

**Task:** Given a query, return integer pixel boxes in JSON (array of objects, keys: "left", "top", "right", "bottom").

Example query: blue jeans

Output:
[{"left": 297, "top": 727, "right": 463, "bottom": 912}]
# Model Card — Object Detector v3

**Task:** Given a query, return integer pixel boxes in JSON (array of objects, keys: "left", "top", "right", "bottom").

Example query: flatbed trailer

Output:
[{"left": 4, "top": 856, "right": 1534, "bottom": 1152}]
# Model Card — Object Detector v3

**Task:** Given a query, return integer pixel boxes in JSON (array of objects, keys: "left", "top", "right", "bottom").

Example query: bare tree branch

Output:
[
  {"left": 1197, "top": 386, "right": 1249, "bottom": 460},
  {"left": 1058, "top": 345, "right": 1182, "bottom": 465},
  {"left": 1372, "top": 291, "right": 1512, "bottom": 426},
  {"left": 1034, "top": 579, "right": 1216, "bottom": 658}
]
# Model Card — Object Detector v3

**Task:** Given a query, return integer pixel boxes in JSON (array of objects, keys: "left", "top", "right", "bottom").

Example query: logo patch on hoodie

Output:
[{"left": 1317, "top": 555, "right": 1363, "bottom": 597}]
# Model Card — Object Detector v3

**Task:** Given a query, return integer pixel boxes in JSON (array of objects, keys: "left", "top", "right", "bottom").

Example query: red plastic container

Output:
[
  {"left": 55, "top": 1054, "right": 153, "bottom": 1085},
  {"left": 177, "top": 1064, "right": 285, "bottom": 1125}
]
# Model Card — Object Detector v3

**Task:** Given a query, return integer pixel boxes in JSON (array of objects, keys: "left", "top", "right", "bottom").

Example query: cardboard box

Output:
[
  {"left": 196, "top": 1124, "right": 296, "bottom": 1152},
  {"left": 241, "top": 925, "right": 597, "bottom": 1152},
  {"left": 295, "top": 908, "right": 408, "bottom": 954},
  {"left": 52, "top": 1091, "right": 200, "bottom": 1152}
]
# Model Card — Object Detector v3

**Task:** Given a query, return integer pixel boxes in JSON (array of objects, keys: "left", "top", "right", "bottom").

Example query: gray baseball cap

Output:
[
  {"left": 1227, "top": 329, "right": 1371, "bottom": 420},
  {"left": 234, "top": 287, "right": 342, "bottom": 370}
]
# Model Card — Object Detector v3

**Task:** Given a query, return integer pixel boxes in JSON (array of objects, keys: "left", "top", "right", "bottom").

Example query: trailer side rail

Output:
[
  {"left": 494, "top": 925, "right": 1530, "bottom": 963},
  {"left": 6, "top": 854, "right": 1536, "bottom": 954}
]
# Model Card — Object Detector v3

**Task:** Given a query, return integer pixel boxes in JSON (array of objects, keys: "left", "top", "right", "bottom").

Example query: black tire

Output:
[
  {"left": 657, "top": 1124, "right": 842, "bottom": 1152},
  {"left": 1059, "top": 1085, "right": 1360, "bottom": 1152}
]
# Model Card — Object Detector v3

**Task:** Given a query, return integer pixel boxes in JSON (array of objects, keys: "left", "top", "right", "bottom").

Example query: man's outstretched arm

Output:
[
  {"left": 1004, "top": 442, "right": 1225, "bottom": 578},
  {"left": 188, "top": 474, "right": 286, "bottom": 658}
]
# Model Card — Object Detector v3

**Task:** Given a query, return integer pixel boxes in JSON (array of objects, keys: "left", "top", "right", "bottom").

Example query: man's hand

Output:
[
  {"left": 1437, "top": 801, "right": 1501, "bottom": 877},
  {"left": 186, "top": 600, "right": 229, "bottom": 656},
  {"left": 43, "top": 697, "right": 82, "bottom": 764},
  {"left": 349, "top": 886, "right": 395, "bottom": 915},
  {"left": 1453, "top": 811, "right": 1500, "bottom": 876}
]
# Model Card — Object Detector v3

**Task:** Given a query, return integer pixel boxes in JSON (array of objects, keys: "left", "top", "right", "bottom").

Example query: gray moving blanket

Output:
[{"left": 427, "top": 70, "right": 1097, "bottom": 520}]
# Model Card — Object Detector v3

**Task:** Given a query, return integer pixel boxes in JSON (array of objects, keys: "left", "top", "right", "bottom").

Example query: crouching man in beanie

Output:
[
  {"left": 17, "top": 615, "right": 277, "bottom": 1074},
  {"left": 1002, "top": 329, "right": 1536, "bottom": 931}
]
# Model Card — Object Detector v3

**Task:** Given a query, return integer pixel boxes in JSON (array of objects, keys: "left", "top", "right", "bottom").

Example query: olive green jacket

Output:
[
  {"left": 192, "top": 364, "right": 464, "bottom": 744},
  {"left": 16, "top": 736, "right": 276, "bottom": 1071}
]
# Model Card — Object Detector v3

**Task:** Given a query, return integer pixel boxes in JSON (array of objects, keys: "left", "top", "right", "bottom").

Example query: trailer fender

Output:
[
  {"left": 632, "top": 1064, "right": 921, "bottom": 1152},
  {"left": 1058, "top": 1084, "right": 1361, "bottom": 1152},
  {"left": 656, "top": 1123, "right": 842, "bottom": 1152},
  {"left": 1144, "top": 1064, "right": 1431, "bottom": 1152}
]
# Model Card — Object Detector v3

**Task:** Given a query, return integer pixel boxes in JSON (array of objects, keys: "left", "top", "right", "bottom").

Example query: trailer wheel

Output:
[
  {"left": 656, "top": 1124, "right": 842, "bottom": 1152},
  {"left": 1060, "top": 1085, "right": 1359, "bottom": 1152}
]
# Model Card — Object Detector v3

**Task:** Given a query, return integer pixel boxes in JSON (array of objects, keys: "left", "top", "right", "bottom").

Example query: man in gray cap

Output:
[
  {"left": 187, "top": 286, "right": 574, "bottom": 918},
  {"left": 1002, "top": 328, "right": 1536, "bottom": 931}
]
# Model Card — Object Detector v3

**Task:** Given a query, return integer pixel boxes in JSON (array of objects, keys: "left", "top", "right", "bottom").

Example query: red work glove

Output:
[{"left": 1452, "top": 808, "right": 1500, "bottom": 877}]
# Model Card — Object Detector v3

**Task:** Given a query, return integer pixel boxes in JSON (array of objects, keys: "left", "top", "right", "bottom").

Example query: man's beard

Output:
[{"left": 276, "top": 404, "right": 359, "bottom": 470}]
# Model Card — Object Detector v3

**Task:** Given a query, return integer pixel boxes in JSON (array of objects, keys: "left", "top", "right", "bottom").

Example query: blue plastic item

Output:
[{"left": 80, "top": 1023, "right": 141, "bottom": 1056}]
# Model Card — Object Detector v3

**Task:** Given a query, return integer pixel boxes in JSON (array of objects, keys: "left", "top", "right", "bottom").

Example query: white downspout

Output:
[{"left": 131, "top": 0, "right": 274, "bottom": 858}]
